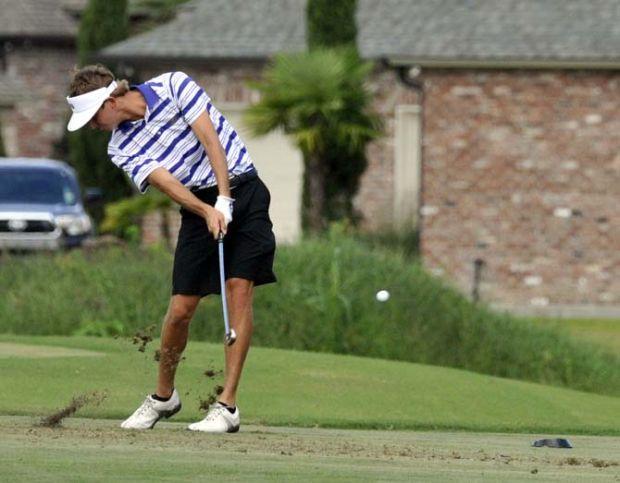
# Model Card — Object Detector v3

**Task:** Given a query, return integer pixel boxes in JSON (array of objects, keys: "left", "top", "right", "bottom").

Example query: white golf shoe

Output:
[
  {"left": 120, "top": 389, "right": 182, "bottom": 430},
  {"left": 187, "top": 402, "right": 240, "bottom": 433}
]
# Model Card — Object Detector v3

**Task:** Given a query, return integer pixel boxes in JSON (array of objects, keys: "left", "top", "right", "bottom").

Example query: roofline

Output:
[
  {"left": 382, "top": 56, "right": 620, "bottom": 70},
  {"left": 94, "top": 52, "right": 270, "bottom": 66},
  {"left": 96, "top": 50, "right": 620, "bottom": 70},
  {"left": 0, "top": 35, "right": 76, "bottom": 47}
]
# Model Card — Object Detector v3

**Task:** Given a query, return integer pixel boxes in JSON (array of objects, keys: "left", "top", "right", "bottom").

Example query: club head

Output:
[{"left": 225, "top": 328, "right": 237, "bottom": 346}]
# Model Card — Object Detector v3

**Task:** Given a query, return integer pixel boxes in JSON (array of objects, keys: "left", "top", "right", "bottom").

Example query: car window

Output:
[{"left": 0, "top": 167, "right": 80, "bottom": 205}]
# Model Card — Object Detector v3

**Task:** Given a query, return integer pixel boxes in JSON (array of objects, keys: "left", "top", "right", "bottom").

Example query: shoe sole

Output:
[
  {"left": 186, "top": 424, "right": 240, "bottom": 433},
  {"left": 148, "top": 402, "right": 182, "bottom": 429}
]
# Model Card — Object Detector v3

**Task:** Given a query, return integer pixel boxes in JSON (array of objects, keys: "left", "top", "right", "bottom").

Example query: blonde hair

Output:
[{"left": 68, "top": 64, "right": 130, "bottom": 97}]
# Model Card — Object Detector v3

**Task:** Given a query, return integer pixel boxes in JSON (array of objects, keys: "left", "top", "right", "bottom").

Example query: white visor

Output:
[{"left": 66, "top": 80, "right": 118, "bottom": 132}]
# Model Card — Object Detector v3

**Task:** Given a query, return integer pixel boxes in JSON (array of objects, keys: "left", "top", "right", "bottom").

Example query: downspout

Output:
[{"left": 385, "top": 60, "right": 425, "bottom": 255}]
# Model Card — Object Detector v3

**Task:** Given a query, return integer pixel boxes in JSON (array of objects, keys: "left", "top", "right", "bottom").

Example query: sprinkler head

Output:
[{"left": 225, "top": 328, "right": 237, "bottom": 346}]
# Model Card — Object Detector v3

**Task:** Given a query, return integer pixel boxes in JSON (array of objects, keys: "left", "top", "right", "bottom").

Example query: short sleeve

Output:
[
  {"left": 109, "top": 152, "right": 162, "bottom": 194},
  {"left": 168, "top": 71, "right": 211, "bottom": 126}
]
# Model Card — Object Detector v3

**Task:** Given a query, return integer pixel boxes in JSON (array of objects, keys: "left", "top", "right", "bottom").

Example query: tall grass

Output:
[
  {"left": 0, "top": 246, "right": 172, "bottom": 336},
  {"left": 0, "top": 229, "right": 618, "bottom": 396}
]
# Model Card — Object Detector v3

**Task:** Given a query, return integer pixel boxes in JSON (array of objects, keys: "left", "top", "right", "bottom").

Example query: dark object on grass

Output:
[
  {"left": 39, "top": 391, "right": 107, "bottom": 428},
  {"left": 532, "top": 438, "right": 573, "bottom": 448}
]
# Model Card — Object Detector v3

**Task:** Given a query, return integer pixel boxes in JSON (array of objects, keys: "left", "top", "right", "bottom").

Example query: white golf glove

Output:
[{"left": 214, "top": 195, "right": 235, "bottom": 225}]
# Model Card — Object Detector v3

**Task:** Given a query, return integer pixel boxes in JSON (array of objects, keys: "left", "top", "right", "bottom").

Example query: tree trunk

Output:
[{"left": 303, "top": 152, "right": 327, "bottom": 234}]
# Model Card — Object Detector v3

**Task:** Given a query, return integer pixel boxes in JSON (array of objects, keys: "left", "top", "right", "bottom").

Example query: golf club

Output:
[{"left": 218, "top": 232, "right": 237, "bottom": 346}]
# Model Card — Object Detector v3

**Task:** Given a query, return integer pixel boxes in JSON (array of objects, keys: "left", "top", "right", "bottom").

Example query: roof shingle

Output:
[
  {"left": 357, "top": 0, "right": 620, "bottom": 63},
  {"left": 100, "top": 0, "right": 306, "bottom": 60},
  {"left": 99, "top": 0, "right": 620, "bottom": 65},
  {"left": 0, "top": 0, "right": 77, "bottom": 39}
]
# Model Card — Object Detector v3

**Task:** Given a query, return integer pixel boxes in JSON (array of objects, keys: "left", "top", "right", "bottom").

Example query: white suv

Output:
[{"left": 0, "top": 158, "right": 95, "bottom": 250}]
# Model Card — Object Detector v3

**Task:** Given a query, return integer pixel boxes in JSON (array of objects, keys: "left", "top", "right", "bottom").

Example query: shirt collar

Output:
[
  {"left": 117, "top": 83, "right": 161, "bottom": 133},
  {"left": 133, "top": 82, "right": 161, "bottom": 111}
]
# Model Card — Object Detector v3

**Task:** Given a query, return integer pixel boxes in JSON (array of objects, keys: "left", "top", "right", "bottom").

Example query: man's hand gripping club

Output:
[{"left": 147, "top": 167, "right": 231, "bottom": 239}]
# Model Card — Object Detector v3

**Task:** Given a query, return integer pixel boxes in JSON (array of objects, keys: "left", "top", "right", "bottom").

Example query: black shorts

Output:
[{"left": 172, "top": 175, "right": 277, "bottom": 297}]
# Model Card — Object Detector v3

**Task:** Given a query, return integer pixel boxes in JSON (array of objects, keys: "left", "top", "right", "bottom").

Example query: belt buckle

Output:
[{"left": 229, "top": 174, "right": 241, "bottom": 188}]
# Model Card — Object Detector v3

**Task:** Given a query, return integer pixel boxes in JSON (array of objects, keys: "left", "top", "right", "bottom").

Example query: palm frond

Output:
[{"left": 246, "top": 46, "right": 383, "bottom": 168}]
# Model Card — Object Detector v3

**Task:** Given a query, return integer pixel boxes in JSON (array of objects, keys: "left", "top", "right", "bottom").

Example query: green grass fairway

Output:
[
  {"left": 1, "top": 335, "right": 619, "bottom": 435},
  {"left": 1, "top": 416, "right": 618, "bottom": 482},
  {"left": 0, "top": 342, "right": 104, "bottom": 358}
]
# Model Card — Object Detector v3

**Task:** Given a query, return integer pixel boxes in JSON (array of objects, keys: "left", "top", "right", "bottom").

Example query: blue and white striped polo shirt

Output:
[{"left": 108, "top": 71, "right": 254, "bottom": 193}]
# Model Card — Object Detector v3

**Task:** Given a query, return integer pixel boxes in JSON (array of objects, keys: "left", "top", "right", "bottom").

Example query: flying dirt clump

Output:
[
  {"left": 204, "top": 369, "right": 223, "bottom": 378},
  {"left": 132, "top": 324, "right": 157, "bottom": 352},
  {"left": 198, "top": 385, "right": 224, "bottom": 412},
  {"left": 198, "top": 367, "right": 225, "bottom": 411},
  {"left": 38, "top": 391, "right": 107, "bottom": 428}
]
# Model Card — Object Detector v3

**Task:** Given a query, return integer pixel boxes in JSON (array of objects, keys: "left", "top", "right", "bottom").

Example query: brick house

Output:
[
  {"left": 356, "top": 0, "right": 620, "bottom": 315},
  {"left": 0, "top": 0, "right": 79, "bottom": 158},
  {"left": 4, "top": 0, "right": 619, "bottom": 314},
  {"left": 0, "top": 0, "right": 175, "bottom": 157}
]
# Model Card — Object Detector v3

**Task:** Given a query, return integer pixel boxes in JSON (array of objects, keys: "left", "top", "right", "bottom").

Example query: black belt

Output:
[
  {"left": 229, "top": 167, "right": 258, "bottom": 188},
  {"left": 191, "top": 167, "right": 257, "bottom": 193}
]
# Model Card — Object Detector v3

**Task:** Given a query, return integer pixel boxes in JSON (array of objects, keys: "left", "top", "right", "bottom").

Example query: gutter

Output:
[{"left": 380, "top": 56, "right": 620, "bottom": 70}]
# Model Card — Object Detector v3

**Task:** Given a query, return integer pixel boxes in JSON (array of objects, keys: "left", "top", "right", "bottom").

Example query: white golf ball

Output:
[{"left": 376, "top": 290, "right": 390, "bottom": 302}]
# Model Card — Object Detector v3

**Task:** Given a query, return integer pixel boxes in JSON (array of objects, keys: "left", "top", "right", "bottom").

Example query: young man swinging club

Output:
[{"left": 66, "top": 64, "right": 276, "bottom": 433}]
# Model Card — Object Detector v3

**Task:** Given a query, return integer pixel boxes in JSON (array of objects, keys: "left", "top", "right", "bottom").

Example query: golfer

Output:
[{"left": 65, "top": 64, "right": 276, "bottom": 433}]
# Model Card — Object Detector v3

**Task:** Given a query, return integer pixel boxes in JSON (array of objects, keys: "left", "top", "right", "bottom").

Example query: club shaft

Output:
[{"left": 217, "top": 237, "right": 231, "bottom": 336}]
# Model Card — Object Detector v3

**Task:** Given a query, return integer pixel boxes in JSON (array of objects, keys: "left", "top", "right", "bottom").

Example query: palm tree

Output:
[{"left": 245, "top": 48, "right": 381, "bottom": 233}]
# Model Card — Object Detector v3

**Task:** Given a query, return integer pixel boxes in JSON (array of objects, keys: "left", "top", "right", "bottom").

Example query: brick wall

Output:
[
  {"left": 415, "top": 69, "right": 620, "bottom": 308},
  {"left": 4, "top": 45, "right": 76, "bottom": 157}
]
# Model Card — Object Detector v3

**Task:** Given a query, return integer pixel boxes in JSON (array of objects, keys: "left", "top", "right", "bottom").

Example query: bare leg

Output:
[
  {"left": 156, "top": 294, "right": 201, "bottom": 398},
  {"left": 218, "top": 277, "right": 254, "bottom": 406}
]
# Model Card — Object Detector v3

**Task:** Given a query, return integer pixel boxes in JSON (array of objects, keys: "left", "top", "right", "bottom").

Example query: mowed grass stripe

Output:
[
  {"left": 0, "top": 342, "right": 104, "bottom": 358},
  {"left": 1, "top": 335, "right": 618, "bottom": 435}
]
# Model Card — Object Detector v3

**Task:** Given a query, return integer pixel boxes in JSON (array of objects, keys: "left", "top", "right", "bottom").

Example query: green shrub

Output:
[
  {"left": 101, "top": 191, "right": 173, "bottom": 242},
  {"left": 307, "top": 0, "right": 357, "bottom": 50},
  {"left": 0, "top": 230, "right": 618, "bottom": 396},
  {"left": 355, "top": 226, "right": 420, "bottom": 259}
]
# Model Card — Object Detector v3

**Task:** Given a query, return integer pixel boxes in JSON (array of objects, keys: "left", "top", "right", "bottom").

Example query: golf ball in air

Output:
[{"left": 376, "top": 290, "right": 390, "bottom": 302}]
